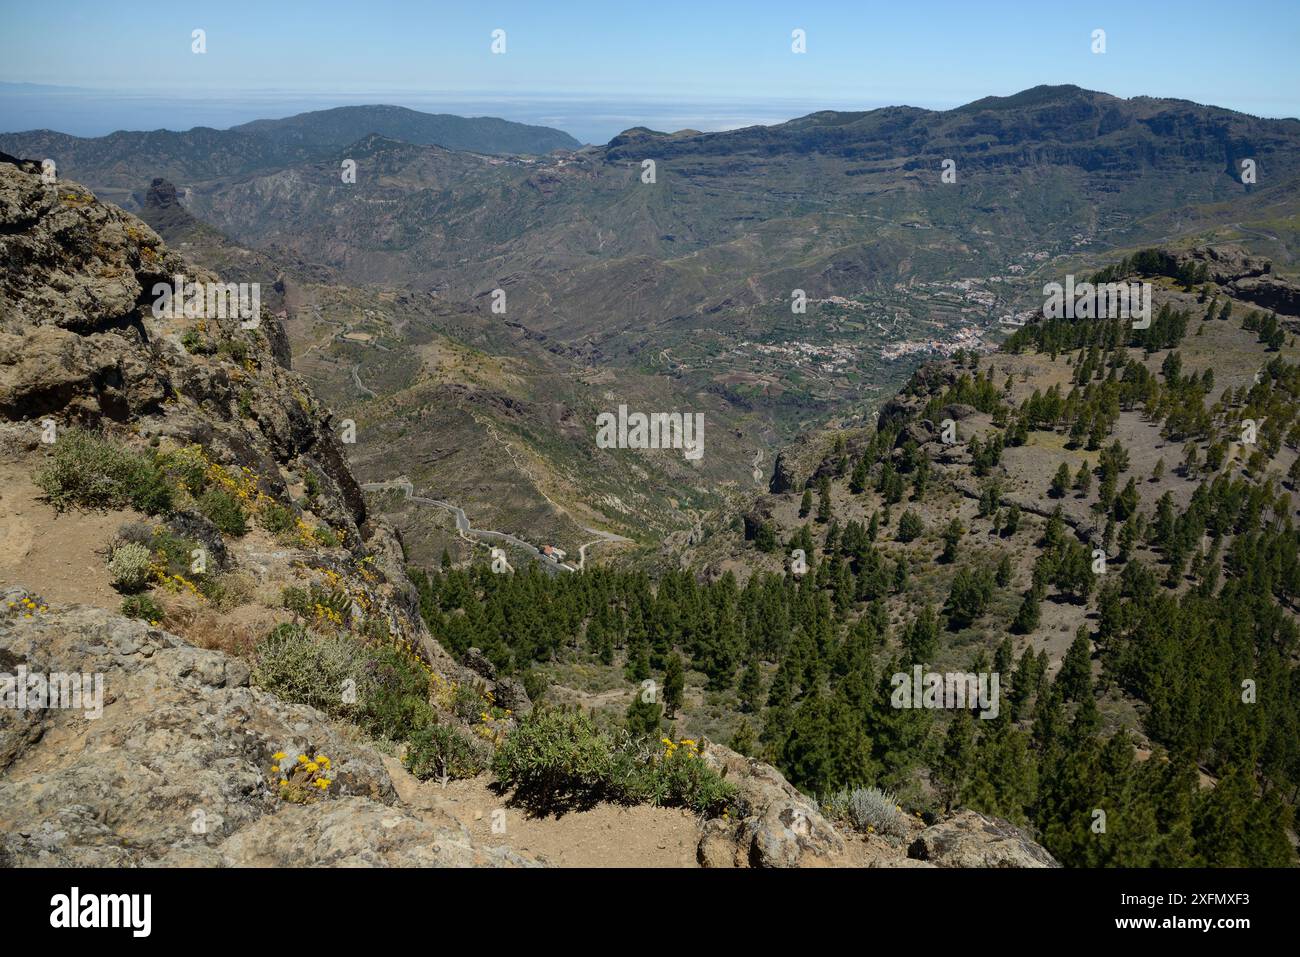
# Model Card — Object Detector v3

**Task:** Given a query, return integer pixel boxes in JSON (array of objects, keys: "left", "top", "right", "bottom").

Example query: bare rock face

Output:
[
  {"left": 741, "top": 498, "right": 775, "bottom": 541},
  {"left": 1229, "top": 275, "right": 1300, "bottom": 317},
  {"left": 695, "top": 741, "right": 1059, "bottom": 869},
  {"left": 907, "top": 809, "right": 1060, "bottom": 868},
  {"left": 154, "top": 798, "right": 532, "bottom": 868},
  {"left": 0, "top": 590, "right": 531, "bottom": 868},
  {"left": 1180, "top": 244, "right": 1270, "bottom": 285},
  {"left": 768, "top": 449, "right": 800, "bottom": 494},
  {"left": 696, "top": 741, "right": 844, "bottom": 867},
  {"left": 0, "top": 153, "right": 434, "bottom": 649}
]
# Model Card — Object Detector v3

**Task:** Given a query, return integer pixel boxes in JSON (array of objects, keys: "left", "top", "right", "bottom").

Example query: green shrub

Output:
[
  {"left": 120, "top": 593, "right": 164, "bottom": 623},
  {"left": 280, "top": 585, "right": 311, "bottom": 618},
  {"left": 452, "top": 682, "right": 489, "bottom": 724},
  {"left": 356, "top": 644, "right": 434, "bottom": 741},
  {"left": 36, "top": 430, "right": 174, "bottom": 514},
  {"left": 181, "top": 329, "right": 215, "bottom": 355},
  {"left": 492, "top": 708, "right": 614, "bottom": 807},
  {"left": 260, "top": 501, "right": 297, "bottom": 535},
  {"left": 251, "top": 625, "right": 434, "bottom": 743},
  {"left": 312, "top": 525, "right": 341, "bottom": 548},
  {"left": 251, "top": 624, "right": 362, "bottom": 718},
  {"left": 155, "top": 447, "right": 209, "bottom": 494},
  {"left": 107, "top": 542, "right": 152, "bottom": 592},
  {"left": 521, "top": 668, "right": 548, "bottom": 705},
  {"left": 150, "top": 528, "right": 196, "bottom": 573},
  {"left": 493, "top": 708, "right": 734, "bottom": 816},
  {"left": 144, "top": 527, "right": 225, "bottom": 601},
  {"left": 199, "top": 487, "right": 247, "bottom": 536},
  {"left": 219, "top": 338, "right": 250, "bottom": 363},
  {"left": 404, "top": 722, "right": 491, "bottom": 781}
]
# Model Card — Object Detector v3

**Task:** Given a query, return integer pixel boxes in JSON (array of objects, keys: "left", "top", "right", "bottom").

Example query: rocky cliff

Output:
[{"left": 0, "top": 153, "right": 1056, "bottom": 868}]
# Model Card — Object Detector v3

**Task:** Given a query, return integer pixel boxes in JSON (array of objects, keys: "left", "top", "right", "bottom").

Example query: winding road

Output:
[{"left": 360, "top": 478, "right": 631, "bottom": 572}]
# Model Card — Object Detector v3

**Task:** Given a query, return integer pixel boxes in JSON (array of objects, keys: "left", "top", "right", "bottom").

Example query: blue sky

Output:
[{"left": 2, "top": 0, "right": 1298, "bottom": 142}]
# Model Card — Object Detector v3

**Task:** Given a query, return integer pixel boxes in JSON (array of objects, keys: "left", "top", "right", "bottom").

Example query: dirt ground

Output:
[
  {"left": 0, "top": 461, "right": 129, "bottom": 611},
  {"left": 383, "top": 756, "right": 701, "bottom": 867}
]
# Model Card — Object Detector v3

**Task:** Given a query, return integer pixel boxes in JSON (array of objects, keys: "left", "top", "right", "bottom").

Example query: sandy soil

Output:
[
  {"left": 0, "top": 461, "right": 132, "bottom": 611},
  {"left": 383, "top": 756, "right": 701, "bottom": 867}
]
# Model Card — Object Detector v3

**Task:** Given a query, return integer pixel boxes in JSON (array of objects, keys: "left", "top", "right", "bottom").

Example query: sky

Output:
[{"left": 2, "top": 0, "right": 1298, "bottom": 143}]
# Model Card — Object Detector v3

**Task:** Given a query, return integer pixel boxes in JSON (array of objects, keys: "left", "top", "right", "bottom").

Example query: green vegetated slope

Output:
[
  {"left": 23, "top": 85, "right": 1300, "bottom": 560},
  {"left": 2, "top": 156, "right": 774, "bottom": 870},
  {"left": 407, "top": 245, "right": 1300, "bottom": 866}
]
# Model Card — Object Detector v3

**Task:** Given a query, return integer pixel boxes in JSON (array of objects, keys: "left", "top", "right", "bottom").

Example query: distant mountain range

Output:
[
  {"left": 0, "top": 104, "right": 581, "bottom": 202},
  {"left": 229, "top": 104, "right": 582, "bottom": 153},
  {"left": 6, "top": 85, "right": 1298, "bottom": 556}
]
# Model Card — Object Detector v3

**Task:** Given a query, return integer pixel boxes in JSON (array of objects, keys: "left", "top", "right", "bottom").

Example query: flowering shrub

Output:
[
  {"left": 5, "top": 594, "right": 50, "bottom": 619},
  {"left": 617, "top": 735, "right": 734, "bottom": 815},
  {"left": 199, "top": 487, "right": 247, "bottom": 536},
  {"left": 492, "top": 708, "right": 734, "bottom": 816},
  {"left": 270, "top": 751, "right": 333, "bottom": 803}
]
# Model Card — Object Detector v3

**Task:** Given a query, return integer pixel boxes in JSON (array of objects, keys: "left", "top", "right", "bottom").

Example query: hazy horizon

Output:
[
  {"left": 3, "top": 0, "right": 1298, "bottom": 144},
  {"left": 3, "top": 81, "right": 1298, "bottom": 148}
]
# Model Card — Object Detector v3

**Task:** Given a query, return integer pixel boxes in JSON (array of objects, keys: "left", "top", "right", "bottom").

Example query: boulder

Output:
[
  {"left": 906, "top": 809, "right": 1060, "bottom": 868},
  {"left": 695, "top": 740, "right": 844, "bottom": 867}
]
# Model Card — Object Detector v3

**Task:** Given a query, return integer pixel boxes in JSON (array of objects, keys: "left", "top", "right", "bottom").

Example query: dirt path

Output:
[
  {"left": 0, "top": 463, "right": 130, "bottom": 611},
  {"left": 383, "top": 757, "right": 700, "bottom": 867}
]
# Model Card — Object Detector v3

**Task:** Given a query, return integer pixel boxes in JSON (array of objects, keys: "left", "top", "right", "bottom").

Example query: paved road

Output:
[{"left": 361, "top": 478, "right": 631, "bottom": 573}]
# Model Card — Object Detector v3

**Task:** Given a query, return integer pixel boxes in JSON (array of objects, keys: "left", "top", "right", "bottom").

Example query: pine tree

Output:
[
  {"left": 936, "top": 709, "right": 976, "bottom": 812},
  {"left": 849, "top": 458, "right": 868, "bottom": 494},
  {"left": 1074, "top": 462, "right": 1092, "bottom": 495},
  {"left": 799, "top": 488, "right": 813, "bottom": 518},
  {"left": 730, "top": 718, "right": 757, "bottom": 757},
  {"left": 903, "top": 605, "right": 939, "bottom": 661},
  {"left": 815, "top": 476, "right": 832, "bottom": 524},
  {"left": 893, "top": 556, "right": 909, "bottom": 593},
  {"left": 1050, "top": 462, "right": 1071, "bottom": 498},
  {"left": 995, "top": 553, "right": 1013, "bottom": 587},
  {"left": 897, "top": 509, "right": 924, "bottom": 542},
  {"left": 664, "top": 652, "right": 685, "bottom": 718},
  {"left": 941, "top": 517, "right": 963, "bottom": 563},
  {"left": 625, "top": 691, "right": 663, "bottom": 737},
  {"left": 1012, "top": 588, "right": 1041, "bottom": 634},
  {"left": 738, "top": 657, "right": 764, "bottom": 713},
  {"left": 1002, "top": 503, "right": 1021, "bottom": 537}
]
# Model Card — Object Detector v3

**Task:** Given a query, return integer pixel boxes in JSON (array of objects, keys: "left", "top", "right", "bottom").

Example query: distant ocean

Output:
[{"left": 0, "top": 85, "right": 897, "bottom": 145}]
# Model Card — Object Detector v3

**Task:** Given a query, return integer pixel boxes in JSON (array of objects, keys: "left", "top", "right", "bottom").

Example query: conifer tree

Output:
[{"left": 664, "top": 652, "right": 685, "bottom": 718}]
